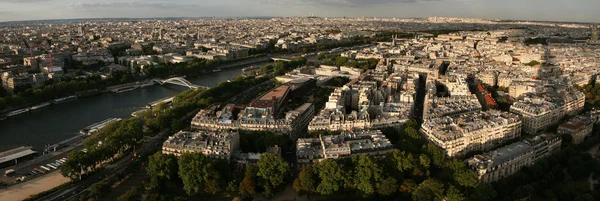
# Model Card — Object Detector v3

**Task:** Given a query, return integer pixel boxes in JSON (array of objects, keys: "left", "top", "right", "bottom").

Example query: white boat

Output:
[
  {"left": 7, "top": 108, "right": 30, "bottom": 117},
  {"left": 53, "top": 95, "right": 78, "bottom": 104},
  {"left": 80, "top": 118, "right": 123, "bottom": 135},
  {"left": 30, "top": 102, "right": 51, "bottom": 111},
  {"left": 114, "top": 86, "right": 138, "bottom": 93},
  {"left": 140, "top": 82, "right": 155, "bottom": 88},
  {"left": 212, "top": 69, "right": 222, "bottom": 72}
]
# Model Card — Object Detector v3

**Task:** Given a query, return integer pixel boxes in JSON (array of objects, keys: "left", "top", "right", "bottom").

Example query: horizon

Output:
[
  {"left": 0, "top": 0, "right": 598, "bottom": 23},
  {"left": 0, "top": 15, "right": 596, "bottom": 25}
]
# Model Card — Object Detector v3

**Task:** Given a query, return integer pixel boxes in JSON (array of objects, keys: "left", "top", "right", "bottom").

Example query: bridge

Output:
[{"left": 152, "top": 77, "right": 207, "bottom": 89}]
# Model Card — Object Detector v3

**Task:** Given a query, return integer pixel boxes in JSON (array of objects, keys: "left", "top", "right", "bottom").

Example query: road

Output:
[{"left": 35, "top": 133, "right": 165, "bottom": 201}]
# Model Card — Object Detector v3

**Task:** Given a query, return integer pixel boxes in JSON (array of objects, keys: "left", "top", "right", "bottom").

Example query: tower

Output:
[
  {"left": 392, "top": 35, "right": 397, "bottom": 46},
  {"left": 592, "top": 25, "right": 599, "bottom": 41},
  {"left": 159, "top": 26, "right": 163, "bottom": 40}
]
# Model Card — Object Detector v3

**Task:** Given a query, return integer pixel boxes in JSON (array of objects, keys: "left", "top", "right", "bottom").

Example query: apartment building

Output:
[
  {"left": 162, "top": 130, "right": 240, "bottom": 161},
  {"left": 421, "top": 110, "right": 522, "bottom": 157},
  {"left": 296, "top": 130, "right": 394, "bottom": 169},
  {"left": 510, "top": 88, "right": 585, "bottom": 134},
  {"left": 467, "top": 133, "right": 561, "bottom": 183},
  {"left": 558, "top": 115, "right": 594, "bottom": 144}
]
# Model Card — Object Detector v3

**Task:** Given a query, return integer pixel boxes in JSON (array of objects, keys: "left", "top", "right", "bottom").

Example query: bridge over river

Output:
[{"left": 152, "top": 77, "right": 208, "bottom": 89}]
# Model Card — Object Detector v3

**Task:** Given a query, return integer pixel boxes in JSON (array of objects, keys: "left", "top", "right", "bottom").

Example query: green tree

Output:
[
  {"left": 412, "top": 179, "right": 445, "bottom": 201},
  {"left": 388, "top": 150, "right": 415, "bottom": 172},
  {"left": 146, "top": 152, "right": 178, "bottom": 189},
  {"left": 453, "top": 169, "right": 479, "bottom": 189},
  {"left": 256, "top": 153, "right": 290, "bottom": 197},
  {"left": 88, "top": 180, "right": 112, "bottom": 199},
  {"left": 376, "top": 177, "right": 398, "bottom": 196},
  {"left": 469, "top": 183, "right": 497, "bottom": 201},
  {"left": 293, "top": 166, "right": 318, "bottom": 196},
  {"left": 177, "top": 153, "right": 221, "bottom": 195},
  {"left": 316, "top": 159, "right": 346, "bottom": 195},
  {"left": 117, "top": 187, "right": 142, "bottom": 201},
  {"left": 445, "top": 185, "right": 466, "bottom": 201},
  {"left": 353, "top": 154, "right": 384, "bottom": 196}
]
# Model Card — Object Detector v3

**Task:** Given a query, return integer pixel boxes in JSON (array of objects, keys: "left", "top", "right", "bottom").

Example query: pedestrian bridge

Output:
[{"left": 152, "top": 77, "right": 207, "bottom": 89}]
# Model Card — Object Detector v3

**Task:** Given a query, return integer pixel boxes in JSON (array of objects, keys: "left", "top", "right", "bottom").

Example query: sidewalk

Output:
[{"left": 0, "top": 171, "right": 70, "bottom": 201}]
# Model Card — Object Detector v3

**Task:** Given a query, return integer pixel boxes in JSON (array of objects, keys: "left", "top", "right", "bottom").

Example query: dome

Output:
[{"left": 477, "top": 162, "right": 488, "bottom": 169}]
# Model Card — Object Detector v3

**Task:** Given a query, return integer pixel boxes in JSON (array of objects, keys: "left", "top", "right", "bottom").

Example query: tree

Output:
[
  {"left": 293, "top": 166, "right": 318, "bottom": 196},
  {"left": 400, "top": 179, "right": 417, "bottom": 194},
  {"left": 354, "top": 154, "right": 384, "bottom": 196},
  {"left": 444, "top": 185, "right": 466, "bottom": 201},
  {"left": 388, "top": 150, "right": 415, "bottom": 172},
  {"left": 377, "top": 177, "right": 398, "bottom": 196},
  {"left": 412, "top": 179, "right": 445, "bottom": 201},
  {"left": 117, "top": 187, "right": 142, "bottom": 201},
  {"left": 469, "top": 183, "right": 497, "bottom": 201},
  {"left": 256, "top": 153, "right": 290, "bottom": 197},
  {"left": 316, "top": 159, "right": 346, "bottom": 195},
  {"left": 239, "top": 165, "right": 257, "bottom": 196},
  {"left": 147, "top": 152, "right": 178, "bottom": 189},
  {"left": 453, "top": 169, "right": 479, "bottom": 188},
  {"left": 88, "top": 180, "right": 112, "bottom": 199},
  {"left": 178, "top": 153, "right": 221, "bottom": 195}
]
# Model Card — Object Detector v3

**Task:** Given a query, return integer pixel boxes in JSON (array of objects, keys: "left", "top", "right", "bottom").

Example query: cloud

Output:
[
  {"left": 256, "top": 0, "right": 437, "bottom": 6},
  {"left": 69, "top": 1, "right": 194, "bottom": 10},
  {"left": 0, "top": 0, "right": 51, "bottom": 2}
]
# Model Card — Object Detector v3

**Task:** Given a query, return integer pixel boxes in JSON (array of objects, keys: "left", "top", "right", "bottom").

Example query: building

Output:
[
  {"left": 247, "top": 85, "right": 290, "bottom": 115},
  {"left": 296, "top": 130, "right": 394, "bottom": 169},
  {"left": 162, "top": 130, "right": 240, "bottom": 161},
  {"left": 0, "top": 147, "right": 37, "bottom": 169},
  {"left": 191, "top": 103, "right": 315, "bottom": 139},
  {"left": 558, "top": 115, "right": 594, "bottom": 144},
  {"left": 510, "top": 88, "right": 585, "bottom": 134},
  {"left": 589, "top": 25, "right": 600, "bottom": 45},
  {"left": 420, "top": 110, "right": 522, "bottom": 157},
  {"left": 467, "top": 134, "right": 561, "bottom": 183},
  {"left": 466, "top": 141, "right": 534, "bottom": 183}
]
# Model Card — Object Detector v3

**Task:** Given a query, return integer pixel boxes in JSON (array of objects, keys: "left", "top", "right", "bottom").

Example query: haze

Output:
[{"left": 0, "top": 0, "right": 599, "bottom": 22}]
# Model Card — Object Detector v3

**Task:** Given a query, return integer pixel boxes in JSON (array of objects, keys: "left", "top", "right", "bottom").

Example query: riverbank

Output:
[
  {"left": 0, "top": 171, "right": 70, "bottom": 201},
  {"left": 0, "top": 64, "right": 250, "bottom": 152}
]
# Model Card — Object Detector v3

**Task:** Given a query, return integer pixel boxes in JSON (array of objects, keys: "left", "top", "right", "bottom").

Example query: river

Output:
[{"left": 0, "top": 63, "right": 272, "bottom": 152}]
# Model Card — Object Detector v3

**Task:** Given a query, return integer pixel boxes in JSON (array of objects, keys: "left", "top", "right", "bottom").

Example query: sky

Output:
[{"left": 0, "top": 0, "right": 598, "bottom": 23}]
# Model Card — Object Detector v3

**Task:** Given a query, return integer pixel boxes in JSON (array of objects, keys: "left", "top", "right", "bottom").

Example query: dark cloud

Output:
[{"left": 257, "top": 0, "right": 436, "bottom": 6}]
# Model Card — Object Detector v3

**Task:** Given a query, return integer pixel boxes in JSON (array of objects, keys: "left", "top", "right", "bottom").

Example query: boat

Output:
[
  {"left": 114, "top": 86, "right": 138, "bottom": 93},
  {"left": 242, "top": 65, "right": 260, "bottom": 72},
  {"left": 131, "top": 108, "right": 148, "bottom": 117},
  {"left": 53, "top": 95, "right": 78, "bottom": 104},
  {"left": 140, "top": 82, "right": 155, "bottom": 88},
  {"left": 30, "top": 102, "right": 51, "bottom": 111},
  {"left": 80, "top": 118, "right": 122, "bottom": 135},
  {"left": 7, "top": 108, "right": 30, "bottom": 117},
  {"left": 212, "top": 69, "right": 222, "bottom": 72},
  {"left": 77, "top": 89, "right": 101, "bottom": 97},
  {"left": 0, "top": 115, "right": 6, "bottom": 121},
  {"left": 146, "top": 96, "right": 175, "bottom": 109}
]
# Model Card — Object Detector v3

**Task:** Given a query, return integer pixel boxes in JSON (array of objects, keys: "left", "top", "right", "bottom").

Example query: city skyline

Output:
[{"left": 0, "top": 0, "right": 599, "bottom": 23}]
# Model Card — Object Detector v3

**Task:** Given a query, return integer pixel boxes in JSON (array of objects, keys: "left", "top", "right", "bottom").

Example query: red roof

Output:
[
  {"left": 484, "top": 94, "right": 497, "bottom": 107},
  {"left": 477, "top": 84, "right": 486, "bottom": 93}
]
